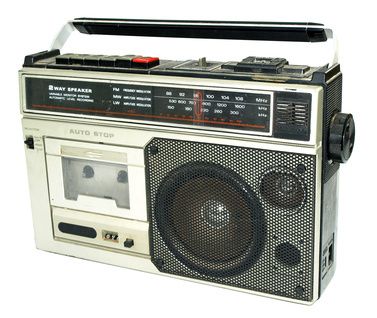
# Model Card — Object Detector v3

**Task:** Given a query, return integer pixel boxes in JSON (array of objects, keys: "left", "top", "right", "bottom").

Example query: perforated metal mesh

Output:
[
  {"left": 324, "top": 74, "right": 342, "bottom": 182},
  {"left": 145, "top": 138, "right": 316, "bottom": 301},
  {"left": 260, "top": 167, "right": 306, "bottom": 212}
]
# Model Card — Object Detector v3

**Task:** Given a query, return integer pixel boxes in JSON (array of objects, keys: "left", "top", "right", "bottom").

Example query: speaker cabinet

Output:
[{"left": 146, "top": 138, "right": 316, "bottom": 301}]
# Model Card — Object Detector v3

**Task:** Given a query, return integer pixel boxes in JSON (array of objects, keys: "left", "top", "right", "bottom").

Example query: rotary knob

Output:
[{"left": 328, "top": 113, "right": 355, "bottom": 163}]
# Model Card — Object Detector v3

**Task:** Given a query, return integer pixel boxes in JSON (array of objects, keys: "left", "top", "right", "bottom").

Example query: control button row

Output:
[
  {"left": 55, "top": 54, "right": 160, "bottom": 69},
  {"left": 55, "top": 54, "right": 308, "bottom": 75}
]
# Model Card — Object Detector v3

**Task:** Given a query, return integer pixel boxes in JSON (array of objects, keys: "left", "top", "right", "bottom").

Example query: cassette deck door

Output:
[{"left": 45, "top": 138, "right": 147, "bottom": 221}]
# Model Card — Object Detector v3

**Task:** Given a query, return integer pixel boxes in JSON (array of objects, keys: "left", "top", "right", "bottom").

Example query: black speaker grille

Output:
[
  {"left": 324, "top": 74, "right": 342, "bottom": 182},
  {"left": 154, "top": 161, "right": 266, "bottom": 277},
  {"left": 260, "top": 167, "right": 306, "bottom": 212},
  {"left": 145, "top": 138, "right": 316, "bottom": 301}
]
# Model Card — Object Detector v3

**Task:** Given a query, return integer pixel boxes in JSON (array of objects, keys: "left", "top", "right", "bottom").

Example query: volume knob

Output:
[{"left": 328, "top": 113, "right": 355, "bottom": 163}]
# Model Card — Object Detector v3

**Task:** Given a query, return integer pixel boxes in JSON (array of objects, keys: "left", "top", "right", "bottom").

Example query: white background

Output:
[{"left": 1, "top": 0, "right": 375, "bottom": 317}]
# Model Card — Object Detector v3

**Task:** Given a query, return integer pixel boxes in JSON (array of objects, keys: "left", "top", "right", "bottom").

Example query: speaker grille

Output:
[
  {"left": 260, "top": 167, "right": 306, "bottom": 212},
  {"left": 145, "top": 138, "right": 316, "bottom": 301},
  {"left": 155, "top": 162, "right": 265, "bottom": 277},
  {"left": 324, "top": 74, "right": 342, "bottom": 182}
]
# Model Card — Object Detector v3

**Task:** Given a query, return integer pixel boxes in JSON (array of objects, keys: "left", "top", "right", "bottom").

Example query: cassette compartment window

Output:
[
  {"left": 45, "top": 138, "right": 148, "bottom": 221},
  {"left": 62, "top": 157, "right": 130, "bottom": 209}
]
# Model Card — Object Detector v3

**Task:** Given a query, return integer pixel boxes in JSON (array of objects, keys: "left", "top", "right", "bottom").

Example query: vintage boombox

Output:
[{"left": 20, "top": 19, "right": 355, "bottom": 304}]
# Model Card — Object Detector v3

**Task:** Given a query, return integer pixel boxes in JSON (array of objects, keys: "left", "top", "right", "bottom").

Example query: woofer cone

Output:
[{"left": 154, "top": 162, "right": 266, "bottom": 277}]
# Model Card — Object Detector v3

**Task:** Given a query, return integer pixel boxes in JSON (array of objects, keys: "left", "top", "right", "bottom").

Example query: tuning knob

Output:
[{"left": 328, "top": 113, "right": 355, "bottom": 163}]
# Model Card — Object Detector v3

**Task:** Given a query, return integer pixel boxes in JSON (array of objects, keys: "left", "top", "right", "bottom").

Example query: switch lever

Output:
[
  {"left": 198, "top": 57, "right": 207, "bottom": 67},
  {"left": 24, "top": 137, "right": 34, "bottom": 149},
  {"left": 124, "top": 238, "right": 134, "bottom": 248}
]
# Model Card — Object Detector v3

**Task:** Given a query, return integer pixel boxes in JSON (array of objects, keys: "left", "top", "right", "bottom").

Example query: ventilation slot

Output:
[{"left": 276, "top": 102, "right": 309, "bottom": 127}]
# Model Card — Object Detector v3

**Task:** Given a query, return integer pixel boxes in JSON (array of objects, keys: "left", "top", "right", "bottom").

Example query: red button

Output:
[
  {"left": 132, "top": 57, "right": 159, "bottom": 64},
  {"left": 132, "top": 57, "right": 160, "bottom": 69}
]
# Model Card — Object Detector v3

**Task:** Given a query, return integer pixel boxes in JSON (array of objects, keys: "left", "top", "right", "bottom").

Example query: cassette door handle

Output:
[{"left": 51, "top": 18, "right": 337, "bottom": 65}]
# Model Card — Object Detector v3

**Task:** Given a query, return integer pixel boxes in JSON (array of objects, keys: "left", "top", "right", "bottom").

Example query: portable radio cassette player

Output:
[{"left": 20, "top": 19, "right": 355, "bottom": 304}]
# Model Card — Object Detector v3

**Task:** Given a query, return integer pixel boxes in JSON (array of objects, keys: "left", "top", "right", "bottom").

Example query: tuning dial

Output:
[{"left": 328, "top": 113, "right": 355, "bottom": 163}]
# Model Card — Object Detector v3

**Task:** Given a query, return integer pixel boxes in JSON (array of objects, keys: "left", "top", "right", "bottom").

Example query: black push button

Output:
[
  {"left": 56, "top": 54, "right": 100, "bottom": 66},
  {"left": 124, "top": 238, "right": 134, "bottom": 248},
  {"left": 115, "top": 55, "right": 140, "bottom": 68},
  {"left": 99, "top": 55, "right": 119, "bottom": 67},
  {"left": 55, "top": 54, "right": 75, "bottom": 65},
  {"left": 83, "top": 55, "right": 102, "bottom": 66},
  {"left": 69, "top": 54, "right": 89, "bottom": 65}
]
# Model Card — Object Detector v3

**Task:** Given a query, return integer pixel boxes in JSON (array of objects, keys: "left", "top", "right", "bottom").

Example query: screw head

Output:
[
  {"left": 117, "top": 170, "right": 128, "bottom": 183},
  {"left": 82, "top": 165, "right": 94, "bottom": 178},
  {"left": 155, "top": 258, "right": 164, "bottom": 268},
  {"left": 150, "top": 145, "right": 159, "bottom": 155},
  {"left": 295, "top": 286, "right": 305, "bottom": 296},
  {"left": 296, "top": 164, "right": 306, "bottom": 174}
]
